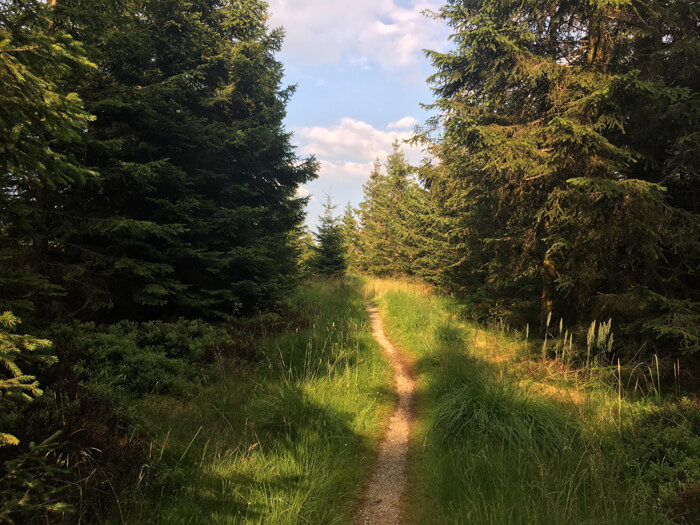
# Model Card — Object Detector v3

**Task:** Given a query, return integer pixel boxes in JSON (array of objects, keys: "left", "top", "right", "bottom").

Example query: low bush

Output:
[
  {"left": 48, "top": 319, "right": 242, "bottom": 397},
  {"left": 2, "top": 317, "right": 256, "bottom": 523},
  {"left": 615, "top": 398, "right": 700, "bottom": 523}
]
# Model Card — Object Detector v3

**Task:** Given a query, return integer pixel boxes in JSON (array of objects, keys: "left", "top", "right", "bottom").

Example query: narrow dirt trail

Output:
[{"left": 355, "top": 304, "right": 416, "bottom": 525}]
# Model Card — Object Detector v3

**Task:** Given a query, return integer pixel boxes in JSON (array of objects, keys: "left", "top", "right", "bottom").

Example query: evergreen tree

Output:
[
  {"left": 1, "top": 0, "right": 317, "bottom": 320},
  {"left": 293, "top": 225, "right": 316, "bottom": 276},
  {"left": 401, "top": 164, "right": 451, "bottom": 285},
  {"left": 357, "top": 146, "right": 408, "bottom": 275},
  {"left": 422, "top": 0, "right": 699, "bottom": 351},
  {"left": 0, "top": 311, "right": 55, "bottom": 448},
  {"left": 0, "top": 0, "right": 95, "bottom": 316},
  {"left": 356, "top": 144, "right": 433, "bottom": 278},
  {"left": 312, "top": 196, "right": 347, "bottom": 277},
  {"left": 340, "top": 202, "right": 360, "bottom": 271}
]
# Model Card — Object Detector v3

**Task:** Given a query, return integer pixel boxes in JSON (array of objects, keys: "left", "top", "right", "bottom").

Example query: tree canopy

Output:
[
  {"left": 350, "top": 0, "right": 699, "bottom": 356},
  {"left": 312, "top": 196, "right": 347, "bottom": 277},
  {"left": 0, "top": 0, "right": 317, "bottom": 322}
]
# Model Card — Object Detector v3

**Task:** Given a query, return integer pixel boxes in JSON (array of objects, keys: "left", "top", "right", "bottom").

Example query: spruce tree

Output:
[
  {"left": 340, "top": 203, "right": 360, "bottom": 271},
  {"left": 38, "top": 0, "right": 317, "bottom": 319},
  {"left": 356, "top": 144, "right": 430, "bottom": 277},
  {"left": 422, "top": 0, "right": 699, "bottom": 350},
  {"left": 0, "top": 0, "right": 95, "bottom": 316},
  {"left": 0, "top": 311, "right": 55, "bottom": 448},
  {"left": 312, "top": 196, "right": 347, "bottom": 277}
]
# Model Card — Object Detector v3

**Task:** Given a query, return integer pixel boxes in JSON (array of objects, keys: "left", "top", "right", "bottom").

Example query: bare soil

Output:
[{"left": 354, "top": 304, "right": 416, "bottom": 525}]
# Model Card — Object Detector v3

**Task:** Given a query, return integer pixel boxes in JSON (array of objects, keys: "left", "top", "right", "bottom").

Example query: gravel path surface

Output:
[{"left": 355, "top": 304, "right": 416, "bottom": 525}]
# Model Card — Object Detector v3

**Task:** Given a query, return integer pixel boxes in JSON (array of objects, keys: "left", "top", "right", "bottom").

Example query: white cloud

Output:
[
  {"left": 318, "top": 160, "right": 376, "bottom": 182},
  {"left": 388, "top": 116, "right": 418, "bottom": 129},
  {"left": 296, "top": 117, "right": 421, "bottom": 164},
  {"left": 349, "top": 55, "right": 372, "bottom": 70},
  {"left": 293, "top": 117, "right": 427, "bottom": 190},
  {"left": 268, "top": 0, "right": 448, "bottom": 72}
]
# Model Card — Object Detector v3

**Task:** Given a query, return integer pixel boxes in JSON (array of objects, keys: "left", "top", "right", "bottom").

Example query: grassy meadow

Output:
[
  {"left": 363, "top": 278, "right": 698, "bottom": 525},
  {"left": 105, "top": 277, "right": 393, "bottom": 524}
]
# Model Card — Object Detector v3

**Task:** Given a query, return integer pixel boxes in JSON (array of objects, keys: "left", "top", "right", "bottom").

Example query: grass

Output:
[
  {"left": 49, "top": 276, "right": 695, "bottom": 523},
  {"left": 107, "top": 277, "right": 393, "bottom": 524},
  {"left": 363, "top": 277, "right": 678, "bottom": 525}
]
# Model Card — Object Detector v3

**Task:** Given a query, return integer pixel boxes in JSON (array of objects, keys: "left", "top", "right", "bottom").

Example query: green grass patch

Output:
[
  {"left": 112, "top": 277, "right": 393, "bottom": 524},
  {"left": 366, "top": 278, "right": 676, "bottom": 525}
]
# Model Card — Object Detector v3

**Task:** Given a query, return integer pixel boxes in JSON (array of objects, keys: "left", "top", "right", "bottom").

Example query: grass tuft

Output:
[{"left": 433, "top": 375, "right": 578, "bottom": 454}]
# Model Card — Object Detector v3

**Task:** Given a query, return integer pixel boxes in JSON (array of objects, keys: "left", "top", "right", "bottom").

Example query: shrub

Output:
[
  {"left": 606, "top": 397, "right": 700, "bottom": 523},
  {"left": 49, "top": 319, "right": 241, "bottom": 397}
]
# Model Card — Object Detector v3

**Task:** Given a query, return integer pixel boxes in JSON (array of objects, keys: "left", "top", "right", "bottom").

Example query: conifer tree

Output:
[
  {"left": 312, "top": 196, "right": 347, "bottom": 277},
  {"left": 357, "top": 145, "right": 418, "bottom": 276},
  {"left": 18, "top": 0, "right": 318, "bottom": 319},
  {"left": 295, "top": 226, "right": 317, "bottom": 276},
  {"left": 0, "top": 312, "right": 55, "bottom": 448},
  {"left": 399, "top": 166, "right": 450, "bottom": 285},
  {"left": 355, "top": 144, "right": 442, "bottom": 279},
  {"left": 340, "top": 203, "right": 360, "bottom": 271},
  {"left": 0, "top": 0, "right": 95, "bottom": 316},
  {"left": 422, "top": 0, "right": 699, "bottom": 350}
]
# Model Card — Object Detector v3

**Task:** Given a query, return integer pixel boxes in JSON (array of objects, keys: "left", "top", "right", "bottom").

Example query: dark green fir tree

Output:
[
  {"left": 0, "top": 0, "right": 95, "bottom": 316},
  {"left": 312, "top": 196, "right": 347, "bottom": 277},
  {"left": 340, "top": 202, "right": 360, "bottom": 271},
  {"left": 42, "top": 0, "right": 317, "bottom": 319}
]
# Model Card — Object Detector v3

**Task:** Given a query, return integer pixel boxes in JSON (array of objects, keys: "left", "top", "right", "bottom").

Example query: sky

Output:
[{"left": 266, "top": 0, "right": 451, "bottom": 230}]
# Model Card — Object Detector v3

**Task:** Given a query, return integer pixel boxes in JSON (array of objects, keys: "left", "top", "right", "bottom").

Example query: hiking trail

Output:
[{"left": 355, "top": 304, "right": 416, "bottom": 525}]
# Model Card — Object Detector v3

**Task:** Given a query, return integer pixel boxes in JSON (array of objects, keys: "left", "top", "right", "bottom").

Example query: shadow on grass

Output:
[
  {"left": 378, "top": 290, "right": 666, "bottom": 525},
  {"left": 118, "top": 279, "right": 393, "bottom": 524},
  {"left": 145, "top": 388, "right": 370, "bottom": 524}
]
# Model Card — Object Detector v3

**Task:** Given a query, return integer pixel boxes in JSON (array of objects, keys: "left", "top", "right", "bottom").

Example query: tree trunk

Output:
[
  {"left": 32, "top": 180, "right": 49, "bottom": 274},
  {"left": 540, "top": 250, "right": 555, "bottom": 334}
]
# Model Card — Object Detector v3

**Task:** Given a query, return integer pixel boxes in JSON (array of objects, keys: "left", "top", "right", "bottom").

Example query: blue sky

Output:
[{"left": 267, "top": 0, "right": 451, "bottom": 229}]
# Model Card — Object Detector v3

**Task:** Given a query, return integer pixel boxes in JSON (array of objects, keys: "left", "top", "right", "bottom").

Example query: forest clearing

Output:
[{"left": 1, "top": 0, "right": 698, "bottom": 523}]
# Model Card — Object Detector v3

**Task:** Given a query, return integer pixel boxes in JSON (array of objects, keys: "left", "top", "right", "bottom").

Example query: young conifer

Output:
[{"left": 312, "top": 196, "right": 347, "bottom": 277}]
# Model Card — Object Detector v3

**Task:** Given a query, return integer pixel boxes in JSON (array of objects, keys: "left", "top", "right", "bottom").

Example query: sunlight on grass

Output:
[
  {"left": 114, "top": 278, "right": 393, "bottom": 524},
  {"left": 363, "top": 277, "right": 672, "bottom": 525}
]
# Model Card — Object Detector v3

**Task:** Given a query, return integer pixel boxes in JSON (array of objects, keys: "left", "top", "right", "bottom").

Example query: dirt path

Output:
[{"left": 355, "top": 304, "right": 416, "bottom": 525}]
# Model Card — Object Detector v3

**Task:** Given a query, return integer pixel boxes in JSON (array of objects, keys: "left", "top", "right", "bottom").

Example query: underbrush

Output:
[
  {"left": 2, "top": 279, "right": 391, "bottom": 523},
  {"left": 2, "top": 317, "right": 248, "bottom": 523},
  {"left": 615, "top": 398, "right": 700, "bottom": 524},
  {"left": 364, "top": 278, "right": 697, "bottom": 525}
]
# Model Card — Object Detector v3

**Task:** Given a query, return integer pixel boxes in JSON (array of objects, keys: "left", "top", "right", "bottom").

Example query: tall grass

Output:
[
  {"left": 109, "top": 277, "right": 393, "bottom": 524},
  {"left": 364, "top": 278, "right": 670, "bottom": 525}
]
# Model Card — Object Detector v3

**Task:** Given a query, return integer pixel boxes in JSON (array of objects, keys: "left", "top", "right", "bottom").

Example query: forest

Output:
[{"left": 1, "top": 0, "right": 698, "bottom": 523}]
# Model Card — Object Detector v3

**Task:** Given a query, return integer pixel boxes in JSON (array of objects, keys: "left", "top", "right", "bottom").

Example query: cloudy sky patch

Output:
[{"left": 267, "top": 1, "right": 449, "bottom": 228}]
